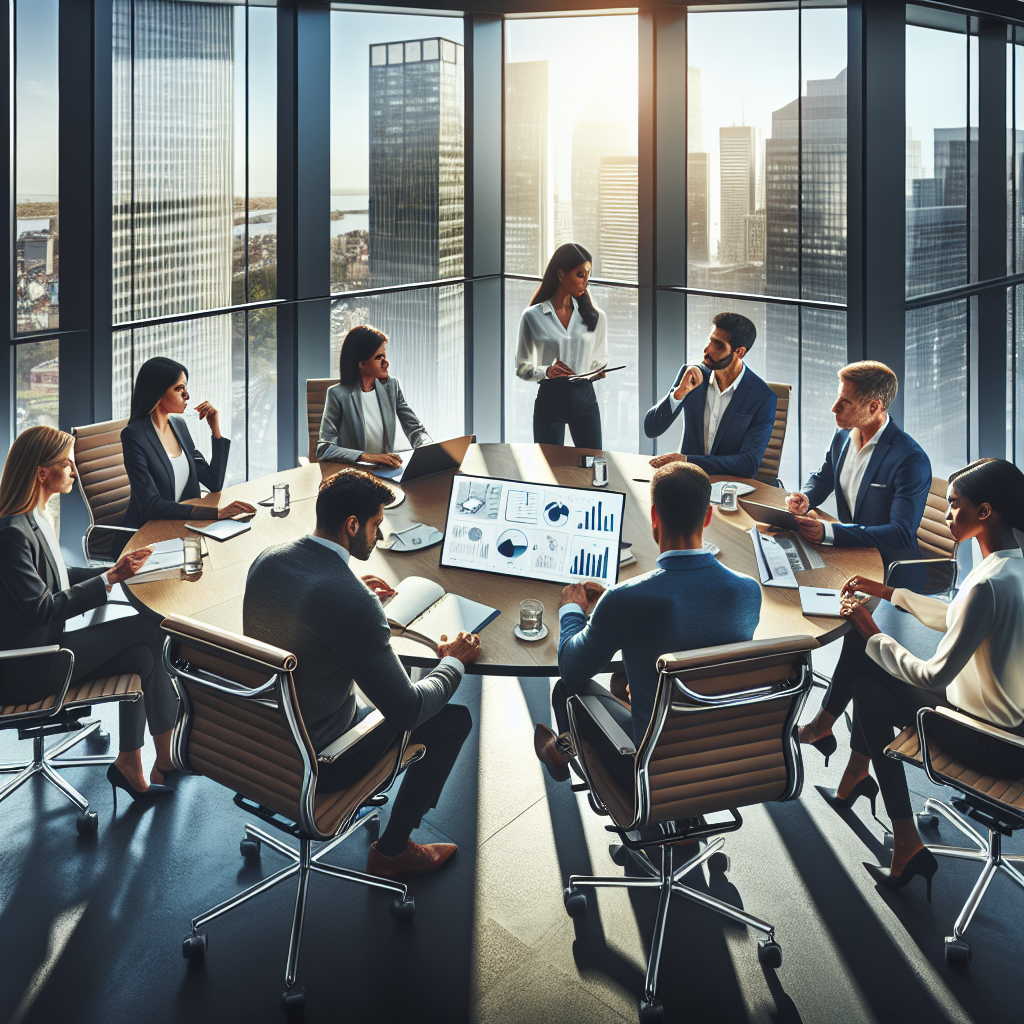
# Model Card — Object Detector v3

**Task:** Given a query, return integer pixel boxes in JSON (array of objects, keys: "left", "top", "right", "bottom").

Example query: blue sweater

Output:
[{"left": 558, "top": 550, "right": 762, "bottom": 747}]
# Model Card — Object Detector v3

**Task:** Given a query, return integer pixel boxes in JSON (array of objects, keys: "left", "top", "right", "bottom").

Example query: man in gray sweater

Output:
[{"left": 244, "top": 469, "right": 480, "bottom": 878}]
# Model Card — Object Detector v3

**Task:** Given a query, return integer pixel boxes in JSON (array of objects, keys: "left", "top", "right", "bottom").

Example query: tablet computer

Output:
[
  {"left": 439, "top": 474, "right": 625, "bottom": 586},
  {"left": 738, "top": 498, "right": 801, "bottom": 532},
  {"left": 186, "top": 518, "right": 252, "bottom": 542}
]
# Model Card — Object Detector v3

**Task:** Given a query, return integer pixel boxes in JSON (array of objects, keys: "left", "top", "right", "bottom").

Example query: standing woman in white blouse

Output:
[
  {"left": 516, "top": 243, "right": 608, "bottom": 448},
  {"left": 835, "top": 458, "right": 1024, "bottom": 896}
]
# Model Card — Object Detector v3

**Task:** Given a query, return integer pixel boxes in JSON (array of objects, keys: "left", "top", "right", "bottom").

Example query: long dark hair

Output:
[
  {"left": 129, "top": 356, "right": 189, "bottom": 423},
  {"left": 339, "top": 326, "right": 389, "bottom": 387},
  {"left": 948, "top": 458, "right": 1024, "bottom": 532},
  {"left": 530, "top": 243, "right": 600, "bottom": 332}
]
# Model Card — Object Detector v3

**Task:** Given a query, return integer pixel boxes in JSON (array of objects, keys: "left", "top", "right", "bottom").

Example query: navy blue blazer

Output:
[
  {"left": 120, "top": 415, "right": 230, "bottom": 528},
  {"left": 802, "top": 419, "right": 932, "bottom": 571},
  {"left": 643, "top": 364, "right": 777, "bottom": 479}
]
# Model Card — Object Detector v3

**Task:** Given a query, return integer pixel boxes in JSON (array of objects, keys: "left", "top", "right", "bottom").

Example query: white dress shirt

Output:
[
  {"left": 515, "top": 297, "right": 608, "bottom": 384},
  {"left": 170, "top": 450, "right": 191, "bottom": 502},
  {"left": 669, "top": 365, "right": 746, "bottom": 455},
  {"left": 306, "top": 534, "right": 464, "bottom": 675},
  {"left": 821, "top": 415, "right": 889, "bottom": 545},
  {"left": 360, "top": 390, "right": 386, "bottom": 454},
  {"left": 867, "top": 548, "right": 1024, "bottom": 728},
  {"left": 34, "top": 508, "right": 70, "bottom": 592}
]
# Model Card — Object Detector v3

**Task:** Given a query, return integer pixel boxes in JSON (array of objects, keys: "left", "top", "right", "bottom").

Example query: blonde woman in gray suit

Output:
[{"left": 317, "top": 326, "right": 432, "bottom": 466}]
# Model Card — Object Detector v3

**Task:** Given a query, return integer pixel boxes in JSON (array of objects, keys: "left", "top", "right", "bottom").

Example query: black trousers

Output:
[
  {"left": 317, "top": 704, "right": 472, "bottom": 833},
  {"left": 63, "top": 611, "right": 179, "bottom": 752},
  {"left": 533, "top": 378, "right": 603, "bottom": 449},
  {"left": 822, "top": 631, "right": 868, "bottom": 718},
  {"left": 851, "top": 667, "right": 1024, "bottom": 820}
]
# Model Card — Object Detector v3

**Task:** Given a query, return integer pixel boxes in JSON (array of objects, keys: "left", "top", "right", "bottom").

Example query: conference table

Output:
[{"left": 122, "top": 444, "right": 883, "bottom": 676}]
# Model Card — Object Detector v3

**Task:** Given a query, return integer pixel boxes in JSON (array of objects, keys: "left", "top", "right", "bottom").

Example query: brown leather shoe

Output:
[
  {"left": 366, "top": 839, "right": 457, "bottom": 878},
  {"left": 534, "top": 723, "right": 574, "bottom": 782}
]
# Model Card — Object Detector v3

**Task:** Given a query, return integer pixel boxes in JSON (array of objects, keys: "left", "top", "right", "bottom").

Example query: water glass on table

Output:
[
  {"left": 183, "top": 535, "right": 203, "bottom": 574},
  {"left": 592, "top": 457, "right": 608, "bottom": 488},
  {"left": 272, "top": 482, "right": 290, "bottom": 512},
  {"left": 519, "top": 599, "right": 545, "bottom": 639}
]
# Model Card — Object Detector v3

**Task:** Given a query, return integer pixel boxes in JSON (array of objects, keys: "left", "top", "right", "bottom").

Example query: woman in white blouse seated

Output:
[
  {"left": 515, "top": 243, "right": 608, "bottom": 449},
  {"left": 836, "top": 458, "right": 1024, "bottom": 896},
  {"left": 317, "top": 326, "right": 431, "bottom": 467}
]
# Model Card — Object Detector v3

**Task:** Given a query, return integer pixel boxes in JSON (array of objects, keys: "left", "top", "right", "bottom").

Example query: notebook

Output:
[{"left": 383, "top": 576, "right": 499, "bottom": 649}]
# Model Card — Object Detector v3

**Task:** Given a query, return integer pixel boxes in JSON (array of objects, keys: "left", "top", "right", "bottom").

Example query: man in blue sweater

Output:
[{"left": 534, "top": 462, "right": 762, "bottom": 780}]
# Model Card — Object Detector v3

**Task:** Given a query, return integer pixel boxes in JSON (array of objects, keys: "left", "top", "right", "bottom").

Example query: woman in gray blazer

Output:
[{"left": 317, "top": 326, "right": 431, "bottom": 465}]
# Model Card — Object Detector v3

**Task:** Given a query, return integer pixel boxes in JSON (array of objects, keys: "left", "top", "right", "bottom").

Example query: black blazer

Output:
[
  {"left": 120, "top": 416, "right": 230, "bottom": 528},
  {"left": 0, "top": 513, "right": 107, "bottom": 650}
]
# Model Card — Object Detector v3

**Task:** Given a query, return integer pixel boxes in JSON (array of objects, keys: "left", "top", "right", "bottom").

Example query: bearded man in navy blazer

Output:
[
  {"left": 644, "top": 311, "right": 777, "bottom": 480},
  {"left": 786, "top": 360, "right": 933, "bottom": 764}
]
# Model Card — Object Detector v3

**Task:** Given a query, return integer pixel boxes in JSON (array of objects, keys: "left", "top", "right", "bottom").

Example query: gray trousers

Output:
[{"left": 63, "top": 611, "right": 178, "bottom": 752}]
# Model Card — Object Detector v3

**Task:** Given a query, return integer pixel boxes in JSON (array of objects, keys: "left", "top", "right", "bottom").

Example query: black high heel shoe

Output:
[
  {"left": 807, "top": 733, "right": 838, "bottom": 767},
  {"left": 820, "top": 774, "right": 881, "bottom": 817},
  {"left": 865, "top": 847, "right": 939, "bottom": 902},
  {"left": 106, "top": 763, "right": 173, "bottom": 814}
]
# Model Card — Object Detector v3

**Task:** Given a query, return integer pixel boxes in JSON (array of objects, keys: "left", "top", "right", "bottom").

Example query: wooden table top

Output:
[{"left": 123, "top": 443, "right": 882, "bottom": 675}]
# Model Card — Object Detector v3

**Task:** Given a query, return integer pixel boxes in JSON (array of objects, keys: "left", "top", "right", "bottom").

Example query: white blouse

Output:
[
  {"left": 360, "top": 390, "right": 387, "bottom": 454},
  {"left": 866, "top": 548, "right": 1024, "bottom": 728},
  {"left": 515, "top": 296, "right": 609, "bottom": 384},
  {"left": 170, "top": 451, "right": 190, "bottom": 502}
]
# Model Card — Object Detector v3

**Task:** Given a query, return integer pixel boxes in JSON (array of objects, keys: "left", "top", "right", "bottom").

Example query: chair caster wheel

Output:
[
  {"left": 916, "top": 812, "right": 939, "bottom": 829},
  {"left": 945, "top": 937, "right": 971, "bottom": 966},
  {"left": 240, "top": 837, "right": 261, "bottom": 860},
  {"left": 757, "top": 939, "right": 783, "bottom": 970},
  {"left": 564, "top": 887, "right": 588, "bottom": 918},
  {"left": 87, "top": 730, "right": 110, "bottom": 752},
  {"left": 76, "top": 810, "right": 98, "bottom": 836},
  {"left": 638, "top": 998, "right": 664, "bottom": 1023},
  {"left": 182, "top": 933, "right": 207, "bottom": 962},
  {"left": 280, "top": 985, "right": 305, "bottom": 1019},
  {"left": 708, "top": 852, "right": 730, "bottom": 874},
  {"left": 609, "top": 844, "right": 628, "bottom": 866},
  {"left": 391, "top": 896, "right": 415, "bottom": 920}
]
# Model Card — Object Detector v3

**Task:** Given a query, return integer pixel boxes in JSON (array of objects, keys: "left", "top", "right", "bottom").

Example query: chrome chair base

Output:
[
  {"left": 920, "top": 797, "right": 1024, "bottom": 964},
  {"left": 183, "top": 809, "right": 413, "bottom": 1009},
  {"left": 0, "top": 718, "right": 113, "bottom": 830},
  {"left": 566, "top": 838, "right": 779, "bottom": 1013}
]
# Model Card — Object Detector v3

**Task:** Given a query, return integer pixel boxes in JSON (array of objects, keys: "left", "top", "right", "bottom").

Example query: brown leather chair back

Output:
[
  {"left": 757, "top": 383, "right": 792, "bottom": 485},
  {"left": 72, "top": 417, "right": 131, "bottom": 527},
  {"left": 918, "top": 475, "right": 957, "bottom": 559},
  {"left": 306, "top": 378, "right": 340, "bottom": 464},
  {"left": 574, "top": 636, "right": 815, "bottom": 831}
]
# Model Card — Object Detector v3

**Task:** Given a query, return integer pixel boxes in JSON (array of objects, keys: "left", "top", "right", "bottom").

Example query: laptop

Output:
[{"left": 366, "top": 435, "right": 475, "bottom": 484}]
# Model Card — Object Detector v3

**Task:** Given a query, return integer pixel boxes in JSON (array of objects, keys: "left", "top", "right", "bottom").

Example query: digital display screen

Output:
[{"left": 439, "top": 475, "right": 625, "bottom": 586}]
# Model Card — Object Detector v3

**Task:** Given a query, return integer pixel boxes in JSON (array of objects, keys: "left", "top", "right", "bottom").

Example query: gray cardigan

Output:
[
  {"left": 316, "top": 377, "right": 431, "bottom": 463},
  {"left": 243, "top": 536, "right": 462, "bottom": 751}
]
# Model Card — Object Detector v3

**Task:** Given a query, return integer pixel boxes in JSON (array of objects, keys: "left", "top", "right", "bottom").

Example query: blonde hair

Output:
[
  {"left": 839, "top": 360, "right": 899, "bottom": 411},
  {"left": 0, "top": 426, "right": 75, "bottom": 518}
]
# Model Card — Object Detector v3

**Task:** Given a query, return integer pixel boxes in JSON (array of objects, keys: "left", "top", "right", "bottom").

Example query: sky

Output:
[{"left": 15, "top": 0, "right": 59, "bottom": 202}]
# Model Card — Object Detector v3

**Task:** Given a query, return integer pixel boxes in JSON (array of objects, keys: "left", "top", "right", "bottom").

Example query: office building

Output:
[
  {"left": 598, "top": 155, "right": 638, "bottom": 281},
  {"left": 719, "top": 125, "right": 756, "bottom": 264},
  {"left": 571, "top": 117, "right": 630, "bottom": 272}
]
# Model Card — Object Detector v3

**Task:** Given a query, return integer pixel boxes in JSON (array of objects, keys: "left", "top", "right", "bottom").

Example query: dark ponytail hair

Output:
[
  {"left": 948, "top": 458, "right": 1024, "bottom": 532},
  {"left": 339, "top": 326, "right": 389, "bottom": 387},
  {"left": 129, "top": 356, "right": 189, "bottom": 423},
  {"left": 530, "top": 243, "right": 600, "bottom": 332}
]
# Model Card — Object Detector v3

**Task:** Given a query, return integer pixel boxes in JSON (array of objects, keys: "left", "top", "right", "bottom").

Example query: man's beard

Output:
[
  {"left": 704, "top": 350, "right": 734, "bottom": 372},
  {"left": 351, "top": 526, "right": 384, "bottom": 560}
]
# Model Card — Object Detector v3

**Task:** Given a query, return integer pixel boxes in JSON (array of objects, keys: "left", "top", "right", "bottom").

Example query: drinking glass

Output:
[
  {"left": 272, "top": 482, "right": 290, "bottom": 512},
  {"left": 592, "top": 457, "right": 608, "bottom": 488},
  {"left": 519, "top": 599, "right": 544, "bottom": 638},
  {"left": 183, "top": 535, "right": 203, "bottom": 574},
  {"left": 720, "top": 482, "right": 739, "bottom": 512}
]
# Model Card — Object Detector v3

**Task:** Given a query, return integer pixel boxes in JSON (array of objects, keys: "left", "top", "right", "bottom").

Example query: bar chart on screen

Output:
[
  {"left": 575, "top": 500, "right": 616, "bottom": 534},
  {"left": 567, "top": 538, "right": 614, "bottom": 581}
]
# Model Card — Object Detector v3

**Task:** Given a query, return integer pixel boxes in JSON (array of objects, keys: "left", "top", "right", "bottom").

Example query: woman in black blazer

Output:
[
  {"left": 120, "top": 357, "right": 255, "bottom": 529},
  {"left": 0, "top": 426, "right": 177, "bottom": 803}
]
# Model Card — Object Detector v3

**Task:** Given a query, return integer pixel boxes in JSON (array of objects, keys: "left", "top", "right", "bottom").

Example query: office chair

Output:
[
  {"left": 299, "top": 378, "right": 340, "bottom": 466},
  {"left": 564, "top": 635, "right": 816, "bottom": 1023},
  {"left": 757, "top": 382, "right": 792, "bottom": 487},
  {"left": 162, "top": 614, "right": 424, "bottom": 1018},
  {"left": 0, "top": 645, "right": 142, "bottom": 834},
  {"left": 71, "top": 417, "right": 136, "bottom": 566},
  {"left": 886, "top": 706, "right": 1024, "bottom": 966}
]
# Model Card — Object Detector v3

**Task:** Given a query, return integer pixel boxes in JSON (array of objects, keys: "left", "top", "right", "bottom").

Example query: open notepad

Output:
[{"left": 383, "top": 576, "right": 500, "bottom": 648}]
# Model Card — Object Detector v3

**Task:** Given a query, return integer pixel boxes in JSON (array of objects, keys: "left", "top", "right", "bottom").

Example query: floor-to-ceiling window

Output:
[{"left": 330, "top": 9, "right": 466, "bottom": 444}]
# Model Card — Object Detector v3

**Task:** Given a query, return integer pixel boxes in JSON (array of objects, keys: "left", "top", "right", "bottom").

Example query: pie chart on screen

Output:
[
  {"left": 544, "top": 501, "right": 570, "bottom": 526},
  {"left": 496, "top": 529, "right": 529, "bottom": 559}
]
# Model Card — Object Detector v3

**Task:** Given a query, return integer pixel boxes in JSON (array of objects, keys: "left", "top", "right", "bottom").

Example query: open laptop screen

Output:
[{"left": 439, "top": 475, "right": 625, "bottom": 586}]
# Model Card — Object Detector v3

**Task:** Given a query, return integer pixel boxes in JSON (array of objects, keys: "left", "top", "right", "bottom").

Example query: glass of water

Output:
[
  {"left": 272, "top": 482, "right": 290, "bottom": 512},
  {"left": 519, "top": 599, "right": 544, "bottom": 638},
  {"left": 182, "top": 535, "right": 203, "bottom": 574},
  {"left": 720, "top": 482, "right": 739, "bottom": 512},
  {"left": 592, "top": 457, "right": 608, "bottom": 488}
]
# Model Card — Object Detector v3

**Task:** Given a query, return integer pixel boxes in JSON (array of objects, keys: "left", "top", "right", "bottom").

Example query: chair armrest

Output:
[
  {"left": 317, "top": 709, "right": 387, "bottom": 762},
  {"left": 922, "top": 706, "right": 1024, "bottom": 753},
  {"left": 0, "top": 646, "right": 74, "bottom": 714},
  {"left": 884, "top": 558, "right": 957, "bottom": 595},
  {"left": 579, "top": 694, "right": 635, "bottom": 755},
  {"left": 84, "top": 523, "right": 136, "bottom": 565},
  {"left": 0, "top": 645, "right": 62, "bottom": 659}
]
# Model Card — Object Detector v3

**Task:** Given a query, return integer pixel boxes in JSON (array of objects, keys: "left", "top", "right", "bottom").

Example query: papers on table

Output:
[
  {"left": 749, "top": 528, "right": 798, "bottom": 588},
  {"left": 799, "top": 587, "right": 844, "bottom": 617},
  {"left": 710, "top": 481, "right": 756, "bottom": 505}
]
